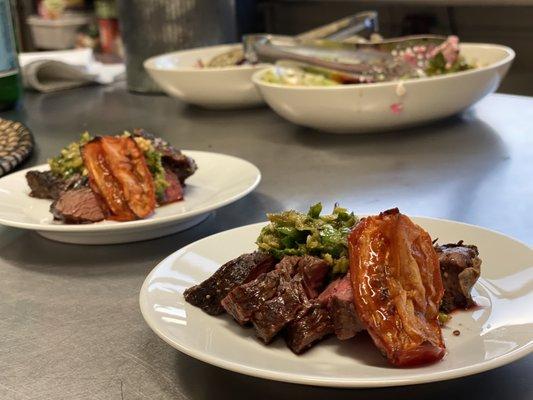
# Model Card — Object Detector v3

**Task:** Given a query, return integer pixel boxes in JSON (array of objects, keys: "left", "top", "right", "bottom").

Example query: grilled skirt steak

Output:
[
  {"left": 26, "top": 170, "right": 86, "bottom": 200},
  {"left": 50, "top": 187, "right": 106, "bottom": 224},
  {"left": 297, "top": 255, "right": 330, "bottom": 298},
  {"left": 319, "top": 274, "right": 363, "bottom": 340},
  {"left": 436, "top": 241, "right": 481, "bottom": 313},
  {"left": 133, "top": 129, "right": 197, "bottom": 184},
  {"left": 184, "top": 252, "right": 276, "bottom": 315},
  {"left": 285, "top": 302, "right": 334, "bottom": 354},
  {"left": 221, "top": 269, "right": 283, "bottom": 324},
  {"left": 252, "top": 279, "right": 309, "bottom": 343},
  {"left": 158, "top": 168, "right": 183, "bottom": 205},
  {"left": 223, "top": 255, "right": 331, "bottom": 342}
]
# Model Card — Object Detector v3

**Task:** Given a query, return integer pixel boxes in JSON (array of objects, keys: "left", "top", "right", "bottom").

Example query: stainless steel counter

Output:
[{"left": 0, "top": 83, "right": 531, "bottom": 400}]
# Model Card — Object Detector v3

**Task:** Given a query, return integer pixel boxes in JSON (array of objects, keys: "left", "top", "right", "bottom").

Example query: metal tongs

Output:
[
  {"left": 246, "top": 34, "right": 448, "bottom": 83},
  {"left": 207, "top": 11, "right": 379, "bottom": 67}
]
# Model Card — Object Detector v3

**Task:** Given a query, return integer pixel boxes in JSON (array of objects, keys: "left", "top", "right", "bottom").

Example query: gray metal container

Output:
[{"left": 117, "top": 0, "right": 237, "bottom": 93}]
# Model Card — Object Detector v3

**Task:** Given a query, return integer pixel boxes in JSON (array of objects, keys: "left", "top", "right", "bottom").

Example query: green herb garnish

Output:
[{"left": 256, "top": 203, "right": 358, "bottom": 274}]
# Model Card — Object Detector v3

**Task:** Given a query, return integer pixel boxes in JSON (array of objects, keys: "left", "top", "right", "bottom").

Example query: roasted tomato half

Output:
[
  {"left": 82, "top": 136, "right": 155, "bottom": 221},
  {"left": 348, "top": 208, "right": 445, "bottom": 367}
]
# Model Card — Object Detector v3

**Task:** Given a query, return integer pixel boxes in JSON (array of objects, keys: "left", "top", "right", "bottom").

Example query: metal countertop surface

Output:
[{"left": 0, "top": 83, "right": 531, "bottom": 400}]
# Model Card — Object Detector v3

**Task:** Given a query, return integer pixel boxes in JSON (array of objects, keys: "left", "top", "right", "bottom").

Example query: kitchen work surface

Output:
[{"left": 0, "top": 83, "right": 531, "bottom": 400}]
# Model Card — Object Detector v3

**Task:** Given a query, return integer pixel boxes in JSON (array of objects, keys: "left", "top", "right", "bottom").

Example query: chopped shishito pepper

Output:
[
  {"left": 81, "top": 136, "right": 156, "bottom": 221},
  {"left": 348, "top": 208, "right": 446, "bottom": 367},
  {"left": 256, "top": 203, "right": 358, "bottom": 274},
  {"left": 48, "top": 131, "right": 92, "bottom": 178}
]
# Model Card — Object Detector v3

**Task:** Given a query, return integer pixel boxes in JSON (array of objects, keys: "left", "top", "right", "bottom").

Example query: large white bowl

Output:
[
  {"left": 252, "top": 43, "right": 515, "bottom": 134},
  {"left": 144, "top": 44, "right": 267, "bottom": 109}
]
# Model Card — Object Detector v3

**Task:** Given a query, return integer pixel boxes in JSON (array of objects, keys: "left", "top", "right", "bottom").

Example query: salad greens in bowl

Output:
[{"left": 252, "top": 42, "right": 514, "bottom": 133}]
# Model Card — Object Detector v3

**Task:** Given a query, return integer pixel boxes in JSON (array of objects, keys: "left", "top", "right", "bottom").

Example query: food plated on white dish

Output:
[
  {"left": 0, "top": 130, "right": 261, "bottom": 244},
  {"left": 253, "top": 42, "right": 514, "bottom": 133},
  {"left": 144, "top": 44, "right": 268, "bottom": 109},
  {"left": 140, "top": 204, "right": 532, "bottom": 387}
]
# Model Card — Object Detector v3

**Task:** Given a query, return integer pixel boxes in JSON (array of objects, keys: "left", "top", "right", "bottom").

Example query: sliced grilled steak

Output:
[
  {"left": 436, "top": 241, "right": 481, "bottom": 313},
  {"left": 273, "top": 256, "right": 301, "bottom": 275},
  {"left": 220, "top": 256, "right": 299, "bottom": 324},
  {"left": 319, "top": 274, "right": 363, "bottom": 340},
  {"left": 50, "top": 187, "right": 106, "bottom": 224},
  {"left": 285, "top": 302, "right": 334, "bottom": 354},
  {"left": 297, "top": 255, "right": 330, "bottom": 298},
  {"left": 133, "top": 128, "right": 197, "bottom": 184},
  {"left": 252, "top": 279, "right": 309, "bottom": 343},
  {"left": 222, "top": 255, "right": 331, "bottom": 340},
  {"left": 159, "top": 168, "right": 183, "bottom": 205},
  {"left": 184, "top": 252, "right": 276, "bottom": 315},
  {"left": 26, "top": 170, "right": 86, "bottom": 200},
  {"left": 221, "top": 269, "right": 283, "bottom": 325}
]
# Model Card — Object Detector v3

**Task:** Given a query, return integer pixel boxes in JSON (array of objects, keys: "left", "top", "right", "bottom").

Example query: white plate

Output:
[
  {"left": 253, "top": 43, "right": 515, "bottom": 134},
  {"left": 144, "top": 44, "right": 268, "bottom": 109},
  {"left": 140, "top": 218, "right": 533, "bottom": 387},
  {"left": 0, "top": 151, "right": 260, "bottom": 244}
]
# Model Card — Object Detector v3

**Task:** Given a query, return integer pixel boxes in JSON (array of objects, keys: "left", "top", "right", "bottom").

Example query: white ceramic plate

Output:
[
  {"left": 144, "top": 44, "right": 268, "bottom": 109},
  {"left": 253, "top": 43, "right": 515, "bottom": 134},
  {"left": 140, "top": 218, "right": 532, "bottom": 387},
  {"left": 0, "top": 151, "right": 260, "bottom": 244}
]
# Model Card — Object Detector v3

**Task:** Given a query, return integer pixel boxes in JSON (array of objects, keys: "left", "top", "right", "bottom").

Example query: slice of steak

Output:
[
  {"left": 184, "top": 252, "right": 276, "bottom": 315},
  {"left": 251, "top": 279, "right": 309, "bottom": 343},
  {"left": 221, "top": 256, "right": 302, "bottom": 326},
  {"left": 285, "top": 302, "right": 334, "bottom": 354},
  {"left": 26, "top": 171, "right": 87, "bottom": 200},
  {"left": 249, "top": 256, "right": 330, "bottom": 343},
  {"left": 319, "top": 274, "right": 363, "bottom": 340},
  {"left": 50, "top": 187, "right": 106, "bottom": 224},
  {"left": 329, "top": 295, "right": 363, "bottom": 340},
  {"left": 221, "top": 269, "right": 283, "bottom": 325},
  {"left": 436, "top": 241, "right": 481, "bottom": 313},
  {"left": 274, "top": 255, "right": 301, "bottom": 276},
  {"left": 297, "top": 255, "right": 330, "bottom": 298},
  {"left": 132, "top": 128, "right": 197, "bottom": 184},
  {"left": 158, "top": 168, "right": 183, "bottom": 205}
]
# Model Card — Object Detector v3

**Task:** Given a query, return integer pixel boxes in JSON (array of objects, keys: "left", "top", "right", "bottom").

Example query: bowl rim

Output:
[
  {"left": 144, "top": 43, "right": 269, "bottom": 73},
  {"left": 251, "top": 42, "right": 515, "bottom": 91}
]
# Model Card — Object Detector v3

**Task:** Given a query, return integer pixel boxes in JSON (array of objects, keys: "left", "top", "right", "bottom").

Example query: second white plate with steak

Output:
[{"left": 0, "top": 151, "right": 260, "bottom": 244}]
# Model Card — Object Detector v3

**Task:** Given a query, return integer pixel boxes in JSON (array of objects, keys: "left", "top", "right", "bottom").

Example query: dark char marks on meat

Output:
[
  {"left": 285, "top": 302, "right": 334, "bottom": 354},
  {"left": 221, "top": 256, "right": 309, "bottom": 326},
  {"left": 222, "top": 255, "right": 332, "bottom": 344},
  {"left": 436, "top": 241, "right": 482, "bottom": 313},
  {"left": 252, "top": 278, "right": 309, "bottom": 343},
  {"left": 184, "top": 252, "right": 276, "bottom": 315},
  {"left": 26, "top": 170, "right": 87, "bottom": 200}
]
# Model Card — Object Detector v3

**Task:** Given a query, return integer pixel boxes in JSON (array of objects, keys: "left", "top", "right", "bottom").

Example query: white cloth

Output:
[{"left": 19, "top": 48, "right": 125, "bottom": 93}]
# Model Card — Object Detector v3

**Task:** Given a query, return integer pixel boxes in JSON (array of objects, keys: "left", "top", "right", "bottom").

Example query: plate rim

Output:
[
  {"left": 0, "top": 150, "right": 261, "bottom": 232},
  {"left": 139, "top": 217, "right": 533, "bottom": 388}
]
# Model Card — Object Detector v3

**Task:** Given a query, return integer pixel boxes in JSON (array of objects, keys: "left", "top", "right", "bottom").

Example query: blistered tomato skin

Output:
[
  {"left": 349, "top": 208, "right": 446, "bottom": 367},
  {"left": 81, "top": 137, "right": 156, "bottom": 221},
  {"left": 99, "top": 136, "right": 156, "bottom": 218},
  {"left": 82, "top": 139, "right": 135, "bottom": 221}
]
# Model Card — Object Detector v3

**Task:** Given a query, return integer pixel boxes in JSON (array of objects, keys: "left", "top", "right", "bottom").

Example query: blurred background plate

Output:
[{"left": 0, "top": 151, "right": 261, "bottom": 244}]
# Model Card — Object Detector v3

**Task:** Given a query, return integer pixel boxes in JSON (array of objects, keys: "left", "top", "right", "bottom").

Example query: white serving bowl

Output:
[
  {"left": 252, "top": 43, "right": 515, "bottom": 134},
  {"left": 144, "top": 44, "right": 267, "bottom": 109}
]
